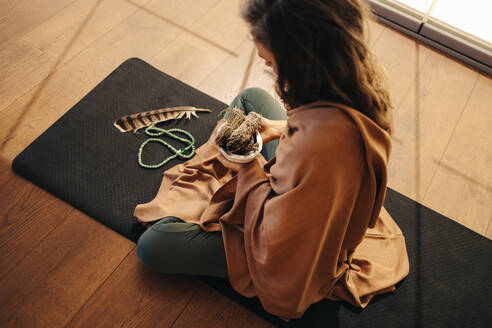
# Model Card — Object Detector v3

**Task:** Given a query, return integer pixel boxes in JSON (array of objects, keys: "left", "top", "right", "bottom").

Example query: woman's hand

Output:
[
  {"left": 215, "top": 117, "right": 285, "bottom": 172},
  {"left": 259, "top": 117, "right": 286, "bottom": 143}
]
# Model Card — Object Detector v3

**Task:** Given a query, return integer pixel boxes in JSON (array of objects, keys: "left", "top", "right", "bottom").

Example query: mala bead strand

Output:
[{"left": 138, "top": 126, "right": 195, "bottom": 169}]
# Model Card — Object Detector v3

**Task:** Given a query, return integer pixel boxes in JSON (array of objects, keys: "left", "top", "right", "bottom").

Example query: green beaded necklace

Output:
[{"left": 138, "top": 125, "right": 195, "bottom": 169}]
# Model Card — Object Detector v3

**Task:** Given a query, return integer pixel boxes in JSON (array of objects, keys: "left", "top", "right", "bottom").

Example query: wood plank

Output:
[
  {"left": 0, "top": 153, "right": 15, "bottom": 182},
  {"left": 367, "top": 18, "right": 385, "bottom": 48},
  {"left": 0, "top": 0, "right": 219, "bottom": 162},
  {"left": 198, "top": 39, "right": 276, "bottom": 105},
  {"left": 0, "top": 0, "right": 78, "bottom": 46},
  {"left": 172, "top": 282, "right": 274, "bottom": 328},
  {"left": 422, "top": 74, "right": 492, "bottom": 236},
  {"left": 123, "top": 0, "right": 221, "bottom": 28},
  {"left": 150, "top": 0, "right": 247, "bottom": 88},
  {"left": 0, "top": 66, "right": 85, "bottom": 161},
  {"left": 0, "top": 0, "right": 16, "bottom": 19},
  {"left": 0, "top": 210, "right": 134, "bottom": 328},
  {"left": 1, "top": 0, "right": 203, "bottom": 115},
  {"left": 21, "top": 0, "right": 150, "bottom": 67},
  {"left": 64, "top": 0, "right": 218, "bottom": 89},
  {"left": 372, "top": 26, "right": 432, "bottom": 108},
  {"left": 0, "top": 160, "right": 75, "bottom": 281},
  {"left": 387, "top": 48, "right": 479, "bottom": 202},
  {"left": 0, "top": 39, "right": 56, "bottom": 113},
  {"left": 67, "top": 251, "right": 201, "bottom": 327},
  {"left": 0, "top": 0, "right": 149, "bottom": 113},
  {"left": 486, "top": 218, "right": 492, "bottom": 240}
]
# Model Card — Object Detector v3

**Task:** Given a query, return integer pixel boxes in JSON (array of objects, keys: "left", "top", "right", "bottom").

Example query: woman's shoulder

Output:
[
  {"left": 274, "top": 103, "right": 368, "bottom": 185},
  {"left": 287, "top": 101, "right": 390, "bottom": 140},
  {"left": 288, "top": 101, "right": 363, "bottom": 123},
  {"left": 286, "top": 102, "right": 363, "bottom": 145},
  {"left": 282, "top": 101, "right": 391, "bottom": 174}
]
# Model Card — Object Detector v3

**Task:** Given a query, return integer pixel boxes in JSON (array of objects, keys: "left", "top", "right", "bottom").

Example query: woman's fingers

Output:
[{"left": 259, "top": 117, "right": 272, "bottom": 130}]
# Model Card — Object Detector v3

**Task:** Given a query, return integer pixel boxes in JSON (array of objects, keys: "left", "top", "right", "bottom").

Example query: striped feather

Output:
[{"left": 113, "top": 106, "right": 212, "bottom": 133}]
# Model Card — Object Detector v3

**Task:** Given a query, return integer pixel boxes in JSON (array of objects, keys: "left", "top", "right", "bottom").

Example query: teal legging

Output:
[{"left": 136, "top": 88, "right": 287, "bottom": 278}]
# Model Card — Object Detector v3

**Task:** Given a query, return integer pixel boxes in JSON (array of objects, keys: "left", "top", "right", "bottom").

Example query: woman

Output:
[{"left": 135, "top": 0, "right": 409, "bottom": 321}]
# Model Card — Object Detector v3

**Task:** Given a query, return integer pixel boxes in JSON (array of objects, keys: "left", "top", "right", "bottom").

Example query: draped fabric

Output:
[{"left": 134, "top": 102, "right": 409, "bottom": 321}]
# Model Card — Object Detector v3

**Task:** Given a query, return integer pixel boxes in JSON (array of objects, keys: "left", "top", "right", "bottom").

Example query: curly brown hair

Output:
[{"left": 241, "top": 0, "right": 393, "bottom": 133}]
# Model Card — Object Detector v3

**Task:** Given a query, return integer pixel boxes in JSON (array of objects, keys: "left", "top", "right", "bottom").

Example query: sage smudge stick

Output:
[{"left": 215, "top": 108, "right": 262, "bottom": 155}]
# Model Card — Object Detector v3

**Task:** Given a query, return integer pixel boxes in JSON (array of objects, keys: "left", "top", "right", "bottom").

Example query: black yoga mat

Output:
[{"left": 12, "top": 58, "right": 492, "bottom": 328}]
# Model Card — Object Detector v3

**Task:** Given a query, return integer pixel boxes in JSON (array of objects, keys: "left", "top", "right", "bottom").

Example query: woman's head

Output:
[{"left": 241, "top": 0, "right": 392, "bottom": 132}]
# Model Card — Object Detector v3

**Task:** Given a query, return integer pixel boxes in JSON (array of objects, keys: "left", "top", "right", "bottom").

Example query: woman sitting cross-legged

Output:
[{"left": 135, "top": 0, "right": 409, "bottom": 322}]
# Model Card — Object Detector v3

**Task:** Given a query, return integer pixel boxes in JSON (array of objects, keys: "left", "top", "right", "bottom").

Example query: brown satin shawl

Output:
[{"left": 134, "top": 102, "right": 409, "bottom": 321}]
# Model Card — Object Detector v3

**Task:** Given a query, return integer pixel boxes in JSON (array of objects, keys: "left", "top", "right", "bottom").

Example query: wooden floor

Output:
[{"left": 0, "top": 0, "right": 490, "bottom": 327}]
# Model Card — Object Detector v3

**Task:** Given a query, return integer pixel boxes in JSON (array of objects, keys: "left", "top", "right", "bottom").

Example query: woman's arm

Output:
[
  {"left": 217, "top": 119, "right": 368, "bottom": 319},
  {"left": 259, "top": 117, "right": 286, "bottom": 143}
]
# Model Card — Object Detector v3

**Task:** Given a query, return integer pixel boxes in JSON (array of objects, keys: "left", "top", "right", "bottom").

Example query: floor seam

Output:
[
  {"left": 421, "top": 73, "right": 480, "bottom": 203},
  {"left": 62, "top": 245, "right": 136, "bottom": 328}
]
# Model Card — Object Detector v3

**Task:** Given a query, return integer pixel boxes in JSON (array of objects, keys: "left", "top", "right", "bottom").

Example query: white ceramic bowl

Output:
[{"left": 217, "top": 123, "right": 262, "bottom": 163}]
